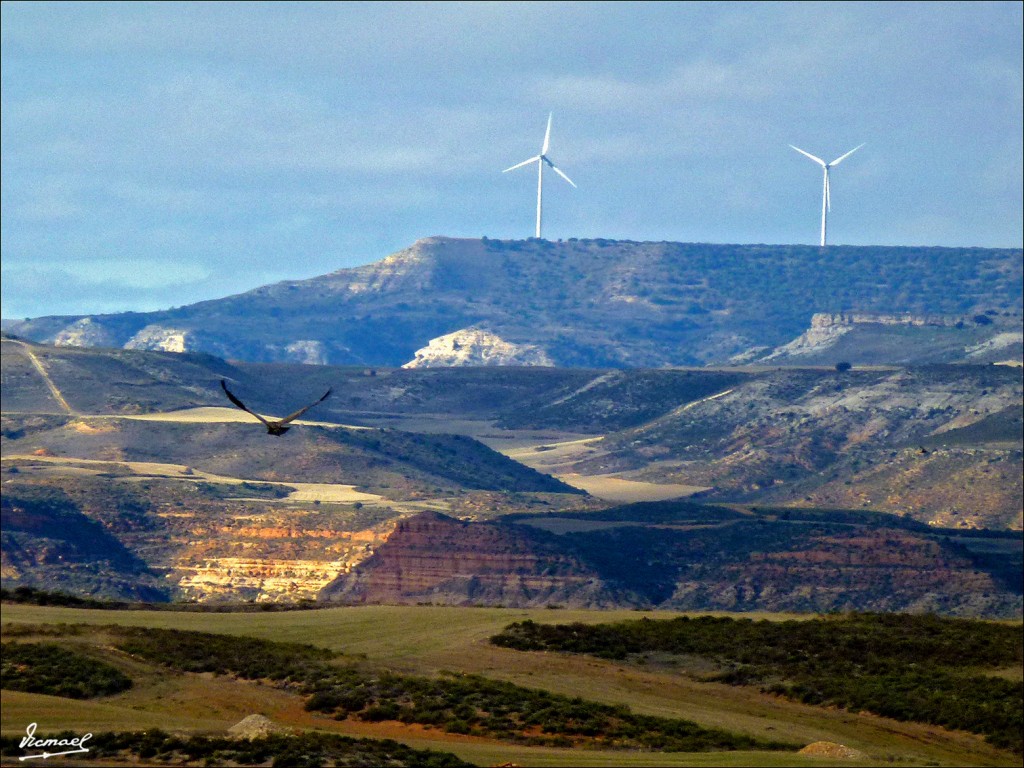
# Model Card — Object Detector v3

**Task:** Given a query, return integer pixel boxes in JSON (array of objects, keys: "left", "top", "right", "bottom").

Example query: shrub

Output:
[{"left": 1, "top": 643, "right": 132, "bottom": 698}]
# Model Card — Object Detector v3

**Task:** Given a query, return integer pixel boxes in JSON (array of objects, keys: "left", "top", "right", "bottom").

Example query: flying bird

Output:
[{"left": 220, "top": 379, "right": 332, "bottom": 436}]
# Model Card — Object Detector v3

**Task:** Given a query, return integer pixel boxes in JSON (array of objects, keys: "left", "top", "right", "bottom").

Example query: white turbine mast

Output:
[
  {"left": 789, "top": 143, "right": 864, "bottom": 246},
  {"left": 503, "top": 112, "right": 576, "bottom": 239}
]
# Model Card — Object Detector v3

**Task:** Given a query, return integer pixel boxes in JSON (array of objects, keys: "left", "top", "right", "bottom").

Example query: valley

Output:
[{"left": 2, "top": 335, "right": 1021, "bottom": 609}]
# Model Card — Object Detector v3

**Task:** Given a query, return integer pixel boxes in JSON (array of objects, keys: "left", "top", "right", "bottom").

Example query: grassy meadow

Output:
[{"left": 2, "top": 602, "right": 1020, "bottom": 767}]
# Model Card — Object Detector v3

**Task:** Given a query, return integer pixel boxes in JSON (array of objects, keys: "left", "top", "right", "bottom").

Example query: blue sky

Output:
[{"left": 2, "top": 1, "right": 1021, "bottom": 320}]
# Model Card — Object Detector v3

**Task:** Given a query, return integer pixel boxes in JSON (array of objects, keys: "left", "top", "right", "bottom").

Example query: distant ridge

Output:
[{"left": 5, "top": 237, "right": 1021, "bottom": 367}]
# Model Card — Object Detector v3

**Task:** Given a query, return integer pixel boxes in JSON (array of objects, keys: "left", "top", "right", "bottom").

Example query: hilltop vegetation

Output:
[
  {"left": 491, "top": 612, "right": 1024, "bottom": 753},
  {"left": 5, "top": 237, "right": 1021, "bottom": 367}
]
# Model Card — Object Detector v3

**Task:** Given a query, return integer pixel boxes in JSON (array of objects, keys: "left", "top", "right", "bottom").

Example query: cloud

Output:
[
  {"left": 0, "top": 261, "right": 207, "bottom": 319},
  {"left": 1, "top": 1, "right": 1020, "bottom": 320}
]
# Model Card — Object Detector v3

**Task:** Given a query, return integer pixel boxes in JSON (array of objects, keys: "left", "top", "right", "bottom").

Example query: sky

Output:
[{"left": 2, "top": 1, "right": 1022, "bottom": 320}]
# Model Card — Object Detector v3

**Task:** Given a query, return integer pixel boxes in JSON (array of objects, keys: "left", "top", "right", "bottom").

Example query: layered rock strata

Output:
[{"left": 318, "top": 511, "right": 620, "bottom": 607}]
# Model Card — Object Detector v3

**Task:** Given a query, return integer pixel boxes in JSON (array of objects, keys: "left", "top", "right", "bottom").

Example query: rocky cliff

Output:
[
  {"left": 664, "top": 528, "right": 1011, "bottom": 615},
  {"left": 318, "top": 507, "right": 1022, "bottom": 617},
  {"left": 761, "top": 312, "right": 1023, "bottom": 365},
  {"left": 1, "top": 486, "right": 169, "bottom": 601},
  {"left": 319, "top": 511, "right": 623, "bottom": 607}
]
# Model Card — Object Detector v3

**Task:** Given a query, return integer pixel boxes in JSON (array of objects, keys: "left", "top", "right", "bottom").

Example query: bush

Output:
[
  {"left": 1, "top": 643, "right": 132, "bottom": 698},
  {"left": 104, "top": 625, "right": 795, "bottom": 753},
  {"left": 489, "top": 612, "right": 1023, "bottom": 754}
]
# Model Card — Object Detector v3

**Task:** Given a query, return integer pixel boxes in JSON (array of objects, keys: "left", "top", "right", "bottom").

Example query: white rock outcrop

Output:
[
  {"left": 284, "top": 340, "right": 329, "bottom": 365},
  {"left": 228, "top": 714, "right": 292, "bottom": 739},
  {"left": 965, "top": 331, "right": 1023, "bottom": 359},
  {"left": 762, "top": 315, "right": 855, "bottom": 359},
  {"left": 52, "top": 317, "right": 118, "bottom": 348},
  {"left": 403, "top": 327, "right": 554, "bottom": 368},
  {"left": 125, "top": 325, "right": 195, "bottom": 353}
]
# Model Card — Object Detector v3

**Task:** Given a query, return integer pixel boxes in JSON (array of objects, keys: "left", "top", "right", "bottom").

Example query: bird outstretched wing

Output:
[
  {"left": 279, "top": 388, "right": 333, "bottom": 425},
  {"left": 221, "top": 380, "right": 272, "bottom": 427}
]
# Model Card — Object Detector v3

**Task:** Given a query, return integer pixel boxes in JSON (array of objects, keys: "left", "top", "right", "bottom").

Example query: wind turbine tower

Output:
[
  {"left": 789, "top": 143, "right": 864, "bottom": 246},
  {"left": 503, "top": 113, "right": 576, "bottom": 239}
]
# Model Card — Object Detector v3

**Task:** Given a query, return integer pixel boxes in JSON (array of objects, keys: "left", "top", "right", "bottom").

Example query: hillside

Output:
[
  {"left": 321, "top": 506, "right": 1023, "bottom": 618},
  {"left": 5, "top": 237, "right": 1022, "bottom": 367},
  {"left": 4, "top": 337, "right": 1020, "bottom": 528},
  {"left": 1, "top": 486, "right": 169, "bottom": 601},
  {"left": 2, "top": 337, "right": 1020, "bottom": 607},
  {"left": 2, "top": 604, "right": 1019, "bottom": 768},
  {"left": 0, "top": 338, "right": 592, "bottom": 602},
  {"left": 320, "top": 511, "right": 626, "bottom": 608},
  {"left": 493, "top": 364, "right": 1024, "bottom": 530}
]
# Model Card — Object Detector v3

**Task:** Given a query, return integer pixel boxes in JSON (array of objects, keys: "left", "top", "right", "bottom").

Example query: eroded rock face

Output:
[
  {"left": 759, "top": 312, "right": 1021, "bottom": 365},
  {"left": 125, "top": 325, "right": 196, "bottom": 353},
  {"left": 763, "top": 312, "right": 966, "bottom": 360},
  {"left": 316, "top": 508, "right": 1023, "bottom": 617},
  {"left": 163, "top": 516, "right": 399, "bottom": 603},
  {"left": 176, "top": 557, "right": 354, "bottom": 603},
  {"left": 123, "top": 325, "right": 233, "bottom": 357},
  {"left": 52, "top": 318, "right": 119, "bottom": 348},
  {"left": 762, "top": 316, "right": 855, "bottom": 358},
  {"left": 812, "top": 312, "right": 966, "bottom": 328},
  {"left": 965, "top": 331, "right": 1024, "bottom": 362},
  {"left": 282, "top": 340, "right": 329, "bottom": 365},
  {"left": 319, "top": 511, "right": 620, "bottom": 607},
  {"left": 402, "top": 328, "right": 554, "bottom": 368},
  {"left": 664, "top": 529, "right": 1013, "bottom": 615}
]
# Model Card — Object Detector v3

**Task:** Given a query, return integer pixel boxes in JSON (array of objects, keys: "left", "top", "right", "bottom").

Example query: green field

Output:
[{"left": 2, "top": 603, "right": 1021, "bottom": 767}]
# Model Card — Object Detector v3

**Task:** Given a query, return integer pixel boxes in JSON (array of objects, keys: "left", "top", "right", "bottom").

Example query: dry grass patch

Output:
[{"left": 546, "top": 474, "right": 710, "bottom": 503}]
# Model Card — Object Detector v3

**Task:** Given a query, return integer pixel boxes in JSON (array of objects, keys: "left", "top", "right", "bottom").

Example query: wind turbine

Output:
[
  {"left": 789, "top": 143, "right": 864, "bottom": 246},
  {"left": 503, "top": 112, "right": 576, "bottom": 239}
]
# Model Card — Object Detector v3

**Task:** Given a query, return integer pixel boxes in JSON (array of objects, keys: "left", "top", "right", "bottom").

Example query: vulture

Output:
[{"left": 220, "top": 379, "right": 332, "bottom": 436}]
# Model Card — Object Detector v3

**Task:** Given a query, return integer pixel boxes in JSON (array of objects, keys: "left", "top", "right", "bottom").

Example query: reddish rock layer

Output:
[{"left": 318, "top": 511, "right": 621, "bottom": 607}]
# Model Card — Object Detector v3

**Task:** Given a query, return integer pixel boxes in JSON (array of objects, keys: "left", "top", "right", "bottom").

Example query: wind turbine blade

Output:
[
  {"left": 541, "top": 113, "right": 553, "bottom": 154},
  {"left": 825, "top": 172, "right": 831, "bottom": 212},
  {"left": 829, "top": 143, "right": 865, "bottom": 167},
  {"left": 790, "top": 144, "right": 826, "bottom": 166},
  {"left": 502, "top": 156, "right": 540, "bottom": 173},
  {"left": 546, "top": 160, "right": 577, "bottom": 188}
]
